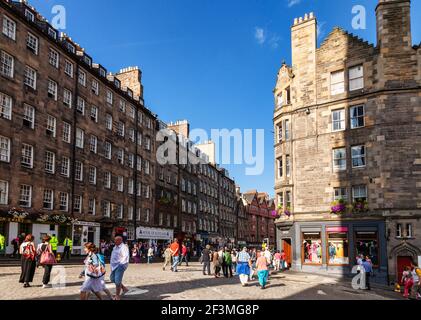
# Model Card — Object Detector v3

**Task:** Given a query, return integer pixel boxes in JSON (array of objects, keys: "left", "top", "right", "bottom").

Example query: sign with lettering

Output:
[
  {"left": 73, "top": 221, "right": 100, "bottom": 227},
  {"left": 136, "top": 227, "right": 173, "bottom": 240}
]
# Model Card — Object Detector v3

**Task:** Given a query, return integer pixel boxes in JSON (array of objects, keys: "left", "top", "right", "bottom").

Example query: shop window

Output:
[
  {"left": 73, "top": 225, "right": 83, "bottom": 247},
  {"left": 18, "top": 223, "right": 32, "bottom": 236},
  {"left": 355, "top": 231, "right": 379, "bottom": 266},
  {"left": 58, "top": 225, "right": 71, "bottom": 244},
  {"left": 302, "top": 232, "right": 322, "bottom": 265},
  {"left": 327, "top": 228, "right": 349, "bottom": 265}
]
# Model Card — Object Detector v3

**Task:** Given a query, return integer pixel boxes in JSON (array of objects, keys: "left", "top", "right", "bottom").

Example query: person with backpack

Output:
[
  {"left": 223, "top": 249, "right": 233, "bottom": 278},
  {"left": 410, "top": 262, "right": 421, "bottom": 300},
  {"left": 19, "top": 234, "right": 37, "bottom": 288},
  {"left": 36, "top": 235, "right": 56, "bottom": 288},
  {"left": 80, "top": 242, "right": 105, "bottom": 300}
]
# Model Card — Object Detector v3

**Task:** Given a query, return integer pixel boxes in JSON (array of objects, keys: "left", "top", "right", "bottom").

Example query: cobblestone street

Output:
[{"left": 0, "top": 262, "right": 403, "bottom": 300}]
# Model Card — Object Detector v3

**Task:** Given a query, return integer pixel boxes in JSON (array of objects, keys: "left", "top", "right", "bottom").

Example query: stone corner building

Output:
[{"left": 273, "top": 0, "right": 421, "bottom": 284}]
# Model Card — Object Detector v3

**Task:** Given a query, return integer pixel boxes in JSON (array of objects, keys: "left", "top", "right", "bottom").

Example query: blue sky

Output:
[{"left": 31, "top": 0, "right": 421, "bottom": 197}]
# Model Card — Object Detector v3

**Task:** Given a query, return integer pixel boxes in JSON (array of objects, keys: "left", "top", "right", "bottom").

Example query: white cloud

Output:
[
  {"left": 317, "top": 21, "right": 326, "bottom": 39},
  {"left": 254, "top": 27, "right": 266, "bottom": 45},
  {"left": 287, "top": 0, "right": 301, "bottom": 7},
  {"left": 269, "top": 35, "right": 280, "bottom": 49}
]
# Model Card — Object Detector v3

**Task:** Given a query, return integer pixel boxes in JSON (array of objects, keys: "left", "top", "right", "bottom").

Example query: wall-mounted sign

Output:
[{"left": 136, "top": 226, "right": 173, "bottom": 240}]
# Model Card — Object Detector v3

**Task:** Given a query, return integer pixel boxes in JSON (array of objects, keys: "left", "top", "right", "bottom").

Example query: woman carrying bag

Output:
[
  {"left": 19, "top": 234, "right": 37, "bottom": 288},
  {"left": 37, "top": 235, "right": 57, "bottom": 288}
]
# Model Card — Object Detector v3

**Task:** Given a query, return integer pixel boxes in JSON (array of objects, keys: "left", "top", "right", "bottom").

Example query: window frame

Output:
[
  {"left": 2, "top": 15, "right": 16, "bottom": 40},
  {"left": 332, "top": 109, "right": 346, "bottom": 132},
  {"left": 0, "top": 50, "right": 14, "bottom": 78},
  {"left": 351, "top": 145, "right": 366, "bottom": 169}
]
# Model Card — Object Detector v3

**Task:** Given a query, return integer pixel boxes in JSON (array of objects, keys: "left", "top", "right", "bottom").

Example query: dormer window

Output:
[
  {"left": 66, "top": 42, "right": 75, "bottom": 54},
  {"left": 114, "top": 79, "right": 121, "bottom": 89},
  {"left": 25, "top": 9, "right": 35, "bottom": 22},
  {"left": 99, "top": 68, "right": 106, "bottom": 77},
  {"left": 48, "top": 27, "right": 57, "bottom": 40},
  {"left": 127, "top": 89, "right": 133, "bottom": 98},
  {"left": 83, "top": 55, "right": 92, "bottom": 66}
]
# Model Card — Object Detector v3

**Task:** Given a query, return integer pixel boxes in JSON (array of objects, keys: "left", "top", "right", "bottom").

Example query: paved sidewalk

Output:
[{"left": 0, "top": 262, "right": 404, "bottom": 300}]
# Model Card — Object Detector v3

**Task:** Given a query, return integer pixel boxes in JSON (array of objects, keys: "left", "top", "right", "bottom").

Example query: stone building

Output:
[
  {"left": 273, "top": 0, "right": 421, "bottom": 284},
  {"left": 217, "top": 168, "right": 236, "bottom": 247},
  {"left": 0, "top": 0, "right": 157, "bottom": 254},
  {"left": 234, "top": 187, "right": 248, "bottom": 247}
]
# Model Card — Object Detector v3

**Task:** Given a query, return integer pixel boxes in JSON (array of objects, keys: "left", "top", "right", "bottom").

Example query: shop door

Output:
[
  {"left": 87, "top": 227, "right": 94, "bottom": 243},
  {"left": 397, "top": 256, "right": 413, "bottom": 284},
  {"left": 282, "top": 239, "right": 292, "bottom": 267}
]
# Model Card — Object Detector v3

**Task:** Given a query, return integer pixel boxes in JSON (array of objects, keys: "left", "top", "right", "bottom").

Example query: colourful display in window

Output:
[
  {"left": 327, "top": 227, "right": 349, "bottom": 265},
  {"left": 355, "top": 231, "right": 379, "bottom": 266},
  {"left": 302, "top": 232, "right": 322, "bottom": 264}
]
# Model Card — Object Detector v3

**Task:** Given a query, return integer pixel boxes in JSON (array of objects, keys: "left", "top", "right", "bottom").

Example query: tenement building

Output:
[
  {"left": 273, "top": 0, "right": 421, "bottom": 284},
  {"left": 0, "top": 0, "right": 157, "bottom": 254}
]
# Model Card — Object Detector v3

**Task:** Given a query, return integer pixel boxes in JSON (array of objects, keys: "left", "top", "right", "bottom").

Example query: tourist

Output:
[
  {"left": 162, "top": 244, "right": 172, "bottom": 271},
  {"left": 256, "top": 250, "right": 269, "bottom": 289},
  {"left": 273, "top": 250, "right": 281, "bottom": 271},
  {"left": 170, "top": 238, "right": 180, "bottom": 272},
  {"left": 231, "top": 249, "right": 238, "bottom": 275},
  {"left": 11, "top": 236, "right": 19, "bottom": 258},
  {"left": 250, "top": 248, "right": 257, "bottom": 280},
  {"left": 19, "top": 234, "right": 36, "bottom": 288},
  {"left": 110, "top": 236, "right": 130, "bottom": 300},
  {"left": 402, "top": 266, "right": 414, "bottom": 299},
  {"left": 410, "top": 262, "right": 421, "bottom": 300},
  {"left": 212, "top": 249, "right": 221, "bottom": 278},
  {"left": 36, "top": 235, "right": 56, "bottom": 288},
  {"left": 80, "top": 243, "right": 104, "bottom": 300},
  {"left": 132, "top": 244, "right": 141, "bottom": 264},
  {"left": 223, "top": 249, "right": 233, "bottom": 278},
  {"left": 201, "top": 245, "right": 212, "bottom": 275},
  {"left": 179, "top": 243, "right": 189, "bottom": 266},
  {"left": 280, "top": 250, "right": 287, "bottom": 271},
  {"left": 147, "top": 245, "right": 154, "bottom": 264},
  {"left": 237, "top": 247, "right": 251, "bottom": 287},
  {"left": 362, "top": 257, "right": 373, "bottom": 290}
]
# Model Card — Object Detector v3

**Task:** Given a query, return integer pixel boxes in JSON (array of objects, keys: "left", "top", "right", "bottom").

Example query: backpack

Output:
[
  {"left": 22, "top": 243, "right": 35, "bottom": 260},
  {"left": 86, "top": 253, "right": 106, "bottom": 279},
  {"left": 97, "top": 253, "right": 105, "bottom": 266}
]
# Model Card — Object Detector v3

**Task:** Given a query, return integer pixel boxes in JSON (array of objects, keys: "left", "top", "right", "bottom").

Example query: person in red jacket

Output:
[{"left": 179, "top": 243, "right": 189, "bottom": 266}]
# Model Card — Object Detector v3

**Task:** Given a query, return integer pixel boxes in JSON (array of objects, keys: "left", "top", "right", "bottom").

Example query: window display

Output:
[
  {"left": 327, "top": 227, "right": 349, "bottom": 265},
  {"left": 355, "top": 231, "right": 379, "bottom": 266},
  {"left": 302, "top": 232, "right": 322, "bottom": 264}
]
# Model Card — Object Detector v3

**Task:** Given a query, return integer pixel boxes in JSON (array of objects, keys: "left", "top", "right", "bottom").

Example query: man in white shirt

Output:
[
  {"left": 110, "top": 236, "right": 130, "bottom": 300},
  {"left": 147, "top": 246, "right": 154, "bottom": 264}
]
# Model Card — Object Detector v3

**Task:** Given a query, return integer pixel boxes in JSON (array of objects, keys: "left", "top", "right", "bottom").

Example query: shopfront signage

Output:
[
  {"left": 326, "top": 227, "right": 348, "bottom": 233},
  {"left": 73, "top": 221, "right": 100, "bottom": 227},
  {"left": 136, "top": 226, "right": 173, "bottom": 240}
]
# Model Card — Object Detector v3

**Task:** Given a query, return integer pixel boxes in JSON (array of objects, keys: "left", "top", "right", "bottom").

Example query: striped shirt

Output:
[{"left": 237, "top": 251, "right": 250, "bottom": 263}]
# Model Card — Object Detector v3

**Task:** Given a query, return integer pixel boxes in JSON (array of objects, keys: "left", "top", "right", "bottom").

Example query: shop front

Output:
[
  {"left": 71, "top": 221, "right": 100, "bottom": 255},
  {"left": 136, "top": 226, "right": 174, "bottom": 248},
  {"left": 277, "top": 220, "right": 388, "bottom": 284}
]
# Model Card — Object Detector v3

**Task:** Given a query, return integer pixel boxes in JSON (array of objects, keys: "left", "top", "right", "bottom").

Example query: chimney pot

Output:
[
  {"left": 294, "top": 18, "right": 298, "bottom": 25},
  {"left": 299, "top": 17, "right": 303, "bottom": 23},
  {"left": 304, "top": 13, "right": 308, "bottom": 20}
]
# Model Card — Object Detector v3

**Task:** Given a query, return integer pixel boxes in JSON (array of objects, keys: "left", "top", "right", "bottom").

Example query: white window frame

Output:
[
  {"left": 104, "top": 172, "right": 111, "bottom": 189},
  {"left": 333, "top": 148, "right": 346, "bottom": 171},
  {"left": 117, "top": 176, "right": 124, "bottom": 192},
  {"left": 62, "top": 122, "right": 71, "bottom": 143},
  {"left": 76, "top": 128, "right": 84, "bottom": 149},
  {"left": 74, "top": 195, "right": 82, "bottom": 213},
  {"left": 332, "top": 109, "right": 345, "bottom": 132},
  {"left": 59, "top": 192, "right": 69, "bottom": 211},
  {"left": 44, "top": 150, "right": 55, "bottom": 174},
  {"left": 43, "top": 189, "right": 54, "bottom": 210},
  {"left": 90, "top": 135, "right": 97, "bottom": 153},
  {"left": 91, "top": 79, "right": 99, "bottom": 95},
  {"left": 48, "top": 48, "right": 59, "bottom": 68},
  {"left": 77, "top": 96, "right": 85, "bottom": 115},
  {"left": 89, "top": 166, "right": 97, "bottom": 185},
  {"left": 330, "top": 70, "right": 345, "bottom": 95},
  {"left": 88, "top": 199, "right": 96, "bottom": 215},
  {"left": 119, "top": 99, "right": 126, "bottom": 112},
  {"left": 0, "top": 92, "right": 12, "bottom": 120},
  {"left": 105, "top": 114, "right": 112, "bottom": 131},
  {"left": 106, "top": 90, "right": 113, "bottom": 105},
  {"left": 48, "top": 79, "right": 58, "bottom": 100},
  {"left": 19, "top": 184, "right": 32, "bottom": 207},
  {"left": 352, "top": 185, "right": 367, "bottom": 202},
  {"left": 349, "top": 65, "right": 364, "bottom": 91},
  {"left": 103, "top": 201, "right": 111, "bottom": 217},
  {"left": 23, "top": 104, "right": 35, "bottom": 129},
  {"left": 0, "top": 180, "right": 8, "bottom": 205},
  {"left": 26, "top": 32, "right": 38, "bottom": 55},
  {"left": 0, "top": 50, "right": 14, "bottom": 78},
  {"left": 46, "top": 115, "right": 56, "bottom": 137},
  {"left": 90, "top": 106, "right": 98, "bottom": 122},
  {"left": 63, "top": 89, "right": 72, "bottom": 108},
  {"left": 75, "top": 161, "right": 83, "bottom": 181},
  {"left": 333, "top": 187, "right": 348, "bottom": 201},
  {"left": 21, "top": 143, "right": 33, "bottom": 168},
  {"left": 78, "top": 70, "right": 87, "bottom": 86},
  {"left": 60, "top": 157, "right": 70, "bottom": 177},
  {"left": 351, "top": 145, "right": 366, "bottom": 168},
  {"left": 24, "top": 66, "right": 37, "bottom": 89},
  {"left": 350, "top": 105, "right": 365, "bottom": 129},
  {"left": 2, "top": 15, "right": 16, "bottom": 40},
  {"left": 64, "top": 60, "right": 74, "bottom": 78},
  {"left": 105, "top": 141, "right": 112, "bottom": 159},
  {"left": 117, "top": 149, "right": 124, "bottom": 164}
]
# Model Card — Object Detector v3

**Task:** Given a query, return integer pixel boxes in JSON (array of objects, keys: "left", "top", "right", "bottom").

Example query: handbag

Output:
[{"left": 40, "top": 244, "right": 57, "bottom": 265}]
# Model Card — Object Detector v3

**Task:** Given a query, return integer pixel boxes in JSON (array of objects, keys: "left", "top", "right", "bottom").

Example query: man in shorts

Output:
[{"left": 110, "top": 236, "right": 130, "bottom": 300}]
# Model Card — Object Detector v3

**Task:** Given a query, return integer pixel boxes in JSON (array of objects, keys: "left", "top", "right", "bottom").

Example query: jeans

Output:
[
  {"left": 202, "top": 261, "right": 211, "bottom": 274},
  {"left": 223, "top": 264, "right": 233, "bottom": 277},
  {"left": 147, "top": 256, "right": 153, "bottom": 264},
  {"left": 179, "top": 255, "right": 189, "bottom": 266},
  {"left": 110, "top": 264, "right": 127, "bottom": 286},
  {"left": 171, "top": 256, "right": 179, "bottom": 271}
]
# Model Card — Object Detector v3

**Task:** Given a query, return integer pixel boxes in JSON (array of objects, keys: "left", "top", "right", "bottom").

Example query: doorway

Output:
[
  {"left": 397, "top": 256, "right": 413, "bottom": 284},
  {"left": 282, "top": 238, "right": 292, "bottom": 267}
]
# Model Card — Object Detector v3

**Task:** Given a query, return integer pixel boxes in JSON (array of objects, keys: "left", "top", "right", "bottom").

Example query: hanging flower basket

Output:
[
  {"left": 284, "top": 207, "right": 292, "bottom": 217},
  {"left": 353, "top": 200, "right": 368, "bottom": 213},
  {"left": 8, "top": 207, "right": 30, "bottom": 219},
  {"left": 330, "top": 198, "right": 347, "bottom": 215}
]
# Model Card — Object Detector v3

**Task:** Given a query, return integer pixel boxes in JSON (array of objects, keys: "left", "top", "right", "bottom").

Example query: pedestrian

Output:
[
  {"left": 49, "top": 234, "right": 58, "bottom": 256},
  {"left": 201, "top": 245, "right": 212, "bottom": 275},
  {"left": 256, "top": 250, "right": 269, "bottom": 289},
  {"left": 250, "top": 248, "right": 257, "bottom": 280},
  {"left": 361, "top": 257, "right": 373, "bottom": 290},
  {"left": 231, "top": 249, "right": 238, "bottom": 275},
  {"left": 212, "top": 249, "right": 221, "bottom": 278},
  {"left": 170, "top": 238, "right": 180, "bottom": 272},
  {"left": 223, "top": 249, "right": 233, "bottom": 278},
  {"left": 179, "top": 243, "right": 189, "bottom": 266},
  {"left": 237, "top": 247, "right": 251, "bottom": 287},
  {"left": 280, "top": 250, "right": 287, "bottom": 271},
  {"left": 19, "top": 234, "right": 36, "bottom": 288},
  {"left": 110, "top": 236, "right": 130, "bottom": 300},
  {"left": 147, "top": 246, "right": 154, "bottom": 264},
  {"left": 10, "top": 236, "right": 19, "bottom": 258},
  {"left": 62, "top": 236, "right": 72, "bottom": 260},
  {"left": 274, "top": 250, "right": 281, "bottom": 271},
  {"left": 264, "top": 247, "right": 272, "bottom": 276},
  {"left": 80, "top": 242, "right": 105, "bottom": 300},
  {"left": 36, "top": 235, "right": 56, "bottom": 288},
  {"left": 132, "top": 244, "right": 141, "bottom": 264},
  {"left": 402, "top": 266, "right": 414, "bottom": 299},
  {"left": 162, "top": 244, "right": 172, "bottom": 271},
  {"left": 410, "top": 262, "right": 421, "bottom": 300},
  {"left": 0, "top": 233, "right": 5, "bottom": 254}
]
